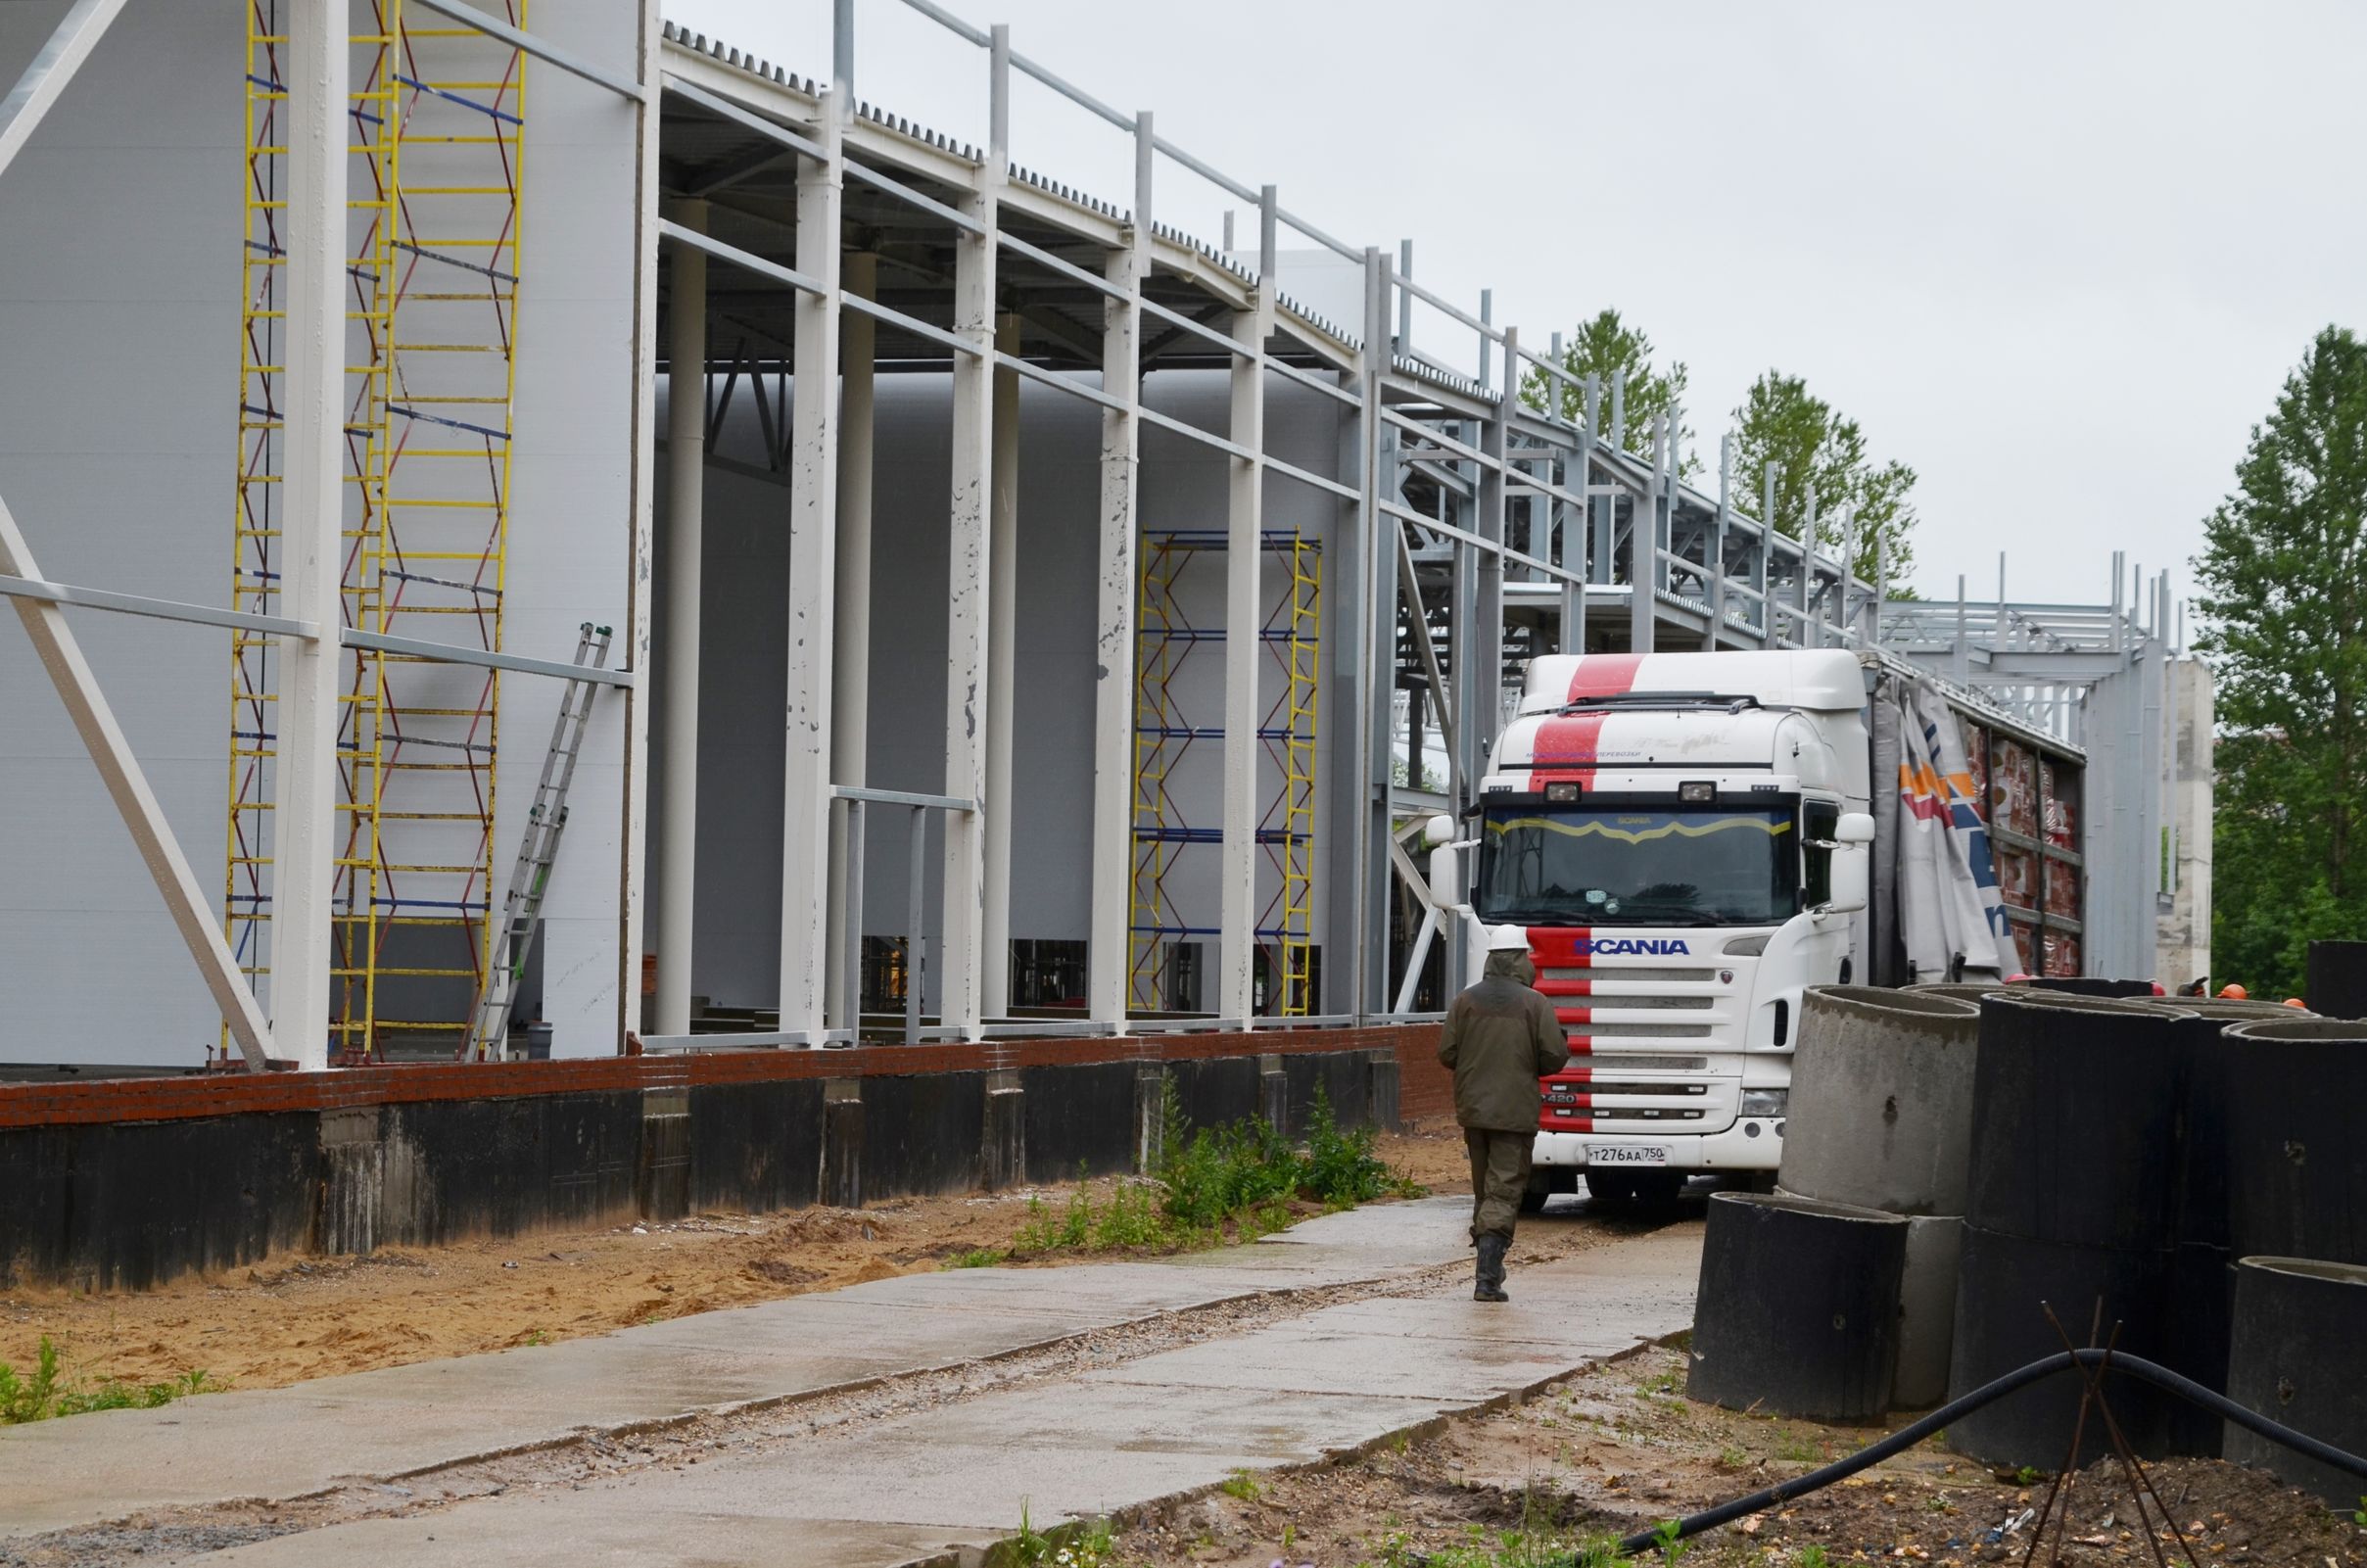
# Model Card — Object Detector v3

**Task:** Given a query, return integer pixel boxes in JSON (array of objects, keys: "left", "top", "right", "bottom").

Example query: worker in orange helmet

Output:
[
  {"left": 2218, "top": 982, "right": 2249, "bottom": 1000},
  {"left": 2284, "top": 997, "right": 2308, "bottom": 1009}
]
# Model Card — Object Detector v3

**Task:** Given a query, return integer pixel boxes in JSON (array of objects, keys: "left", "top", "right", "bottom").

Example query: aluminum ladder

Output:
[{"left": 466, "top": 623, "right": 612, "bottom": 1058}]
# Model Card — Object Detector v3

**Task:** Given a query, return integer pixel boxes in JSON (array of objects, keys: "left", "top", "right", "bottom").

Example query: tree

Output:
[
  {"left": 1728, "top": 371, "right": 1917, "bottom": 585},
  {"left": 1520, "top": 309, "right": 1701, "bottom": 476},
  {"left": 2195, "top": 325, "right": 2367, "bottom": 997}
]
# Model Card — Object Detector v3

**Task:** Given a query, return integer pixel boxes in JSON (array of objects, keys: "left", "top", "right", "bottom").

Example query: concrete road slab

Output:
[
  {"left": 1078, "top": 1321, "right": 1596, "bottom": 1401},
  {"left": 842, "top": 1378, "right": 1452, "bottom": 1460},
  {"left": 192, "top": 1507, "right": 1006, "bottom": 1567}
]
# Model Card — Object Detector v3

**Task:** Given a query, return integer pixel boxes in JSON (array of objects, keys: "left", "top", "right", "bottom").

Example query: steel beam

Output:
[
  {"left": 0, "top": 0, "right": 129, "bottom": 185},
  {"left": 980, "top": 310, "right": 1021, "bottom": 1020},
  {"left": 655, "top": 199, "right": 707, "bottom": 1038},
  {"left": 936, "top": 30, "right": 1004, "bottom": 1040},
  {"left": 260, "top": 0, "right": 352, "bottom": 1073},
  {"left": 825, "top": 252, "right": 876, "bottom": 1028},
  {"left": 1086, "top": 112, "right": 1150, "bottom": 1030},
  {"left": 1218, "top": 190, "right": 1276, "bottom": 1023},
  {"left": 0, "top": 498, "right": 272, "bottom": 1068},
  {"left": 410, "top": 0, "right": 648, "bottom": 103},
  {"left": 778, "top": 83, "right": 843, "bottom": 1039}
]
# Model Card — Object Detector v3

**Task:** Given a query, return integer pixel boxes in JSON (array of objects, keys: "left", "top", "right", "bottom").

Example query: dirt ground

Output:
[
  {"left": 1112, "top": 1342, "right": 2367, "bottom": 1568},
  {"left": 0, "top": 1124, "right": 1475, "bottom": 1397}
]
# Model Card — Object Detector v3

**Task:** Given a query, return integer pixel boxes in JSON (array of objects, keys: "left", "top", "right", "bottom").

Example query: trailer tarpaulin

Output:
[{"left": 1876, "top": 673, "right": 2019, "bottom": 979}]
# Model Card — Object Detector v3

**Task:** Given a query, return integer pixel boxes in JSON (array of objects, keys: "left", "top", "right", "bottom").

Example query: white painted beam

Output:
[
  {"left": 264, "top": 0, "right": 353, "bottom": 1073},
  {"left": 1218, "top": 194, "right": 1276, "bottom": 1023},
  {"left": 935, "top": 30, "right": 1006, "bottom": 1041},
  {"left": 0, "top": 498, "right": 273, "bottom": 1069},
  {"left": 825, "top": 251, "right": 877, "bottom": 1028},
  {"left": 980, "top": 311, "right": 1021, "bottom": 1021},
  {"left": 1086, "top": 112, "right": 1150, "bottom": 1030},
  {"left": 654, "top": 199, "right": 707, "bottom": 1038},
  {"left": 778, "top": 94, "right": 843, "bottom": 1040},
  {"left": 0, "top": 0, "right": 130, "bottom": 184}
]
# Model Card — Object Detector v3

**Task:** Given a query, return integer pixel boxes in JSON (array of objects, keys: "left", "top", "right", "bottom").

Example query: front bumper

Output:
[{"left": 1531, "top": 1117, "right": 1786, "bottom": 1173}]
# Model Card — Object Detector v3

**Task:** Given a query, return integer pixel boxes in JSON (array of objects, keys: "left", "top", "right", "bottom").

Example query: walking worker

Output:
[{"left": 1437, "top": 926, "right": 1570, "bottom": 1302}]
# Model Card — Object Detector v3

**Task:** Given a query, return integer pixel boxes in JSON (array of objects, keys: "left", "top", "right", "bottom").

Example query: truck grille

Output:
[{"left": 1523, "top": 926, "right": 1741, "bottom": 1134}]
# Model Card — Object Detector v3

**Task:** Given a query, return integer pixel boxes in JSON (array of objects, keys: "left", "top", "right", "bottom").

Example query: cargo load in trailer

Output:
[{"left": 1420, "top": 648, "right": 2059, "bottom": 1208}]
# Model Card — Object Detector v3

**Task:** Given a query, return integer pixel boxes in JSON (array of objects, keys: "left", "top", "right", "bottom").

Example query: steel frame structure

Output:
[
  {"left": 0, "top": 0, "right": 657, "bottom": 1071},
  {"left": 0, "top": 0, "right": 2199, "bottom": 1069},
  {"left": 645, "top": 0, "right": 2197, "bottom": 1044}
]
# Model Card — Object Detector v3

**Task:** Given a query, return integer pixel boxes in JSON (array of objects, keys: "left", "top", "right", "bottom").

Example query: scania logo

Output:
[{"left": 1590, "top": 937, "right": 1692, "bottom": 956}]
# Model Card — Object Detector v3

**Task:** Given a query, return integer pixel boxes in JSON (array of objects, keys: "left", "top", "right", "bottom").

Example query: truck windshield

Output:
[{"left": 1473, "top": 805, "right": 1799, "bottom": 927}]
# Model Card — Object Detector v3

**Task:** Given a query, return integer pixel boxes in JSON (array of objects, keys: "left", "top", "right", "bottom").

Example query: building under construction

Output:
[{"left": 0, "top": 0, "right": 2209, "bottom": 1073}]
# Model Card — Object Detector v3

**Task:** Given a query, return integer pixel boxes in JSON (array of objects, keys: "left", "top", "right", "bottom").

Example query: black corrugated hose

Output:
[{"left": 1607, "top": 1349, "right": 2367, "bottom": 1557}]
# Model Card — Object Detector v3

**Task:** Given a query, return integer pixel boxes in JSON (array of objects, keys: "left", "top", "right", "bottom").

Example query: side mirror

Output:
[
  {"left": 1422, "top": 813, "right": 1455, "bottom": 848},
  {"left": 1427, "top": 843, "right": 1462, "bottom": 913},
  {"left": 1823, "top": 813, "right": 1874, "bottom": 916}
]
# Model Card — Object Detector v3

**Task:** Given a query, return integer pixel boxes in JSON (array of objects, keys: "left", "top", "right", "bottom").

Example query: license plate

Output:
[{"left": 1588, "top": 1144, "right": 1669, "bottom": 1165}]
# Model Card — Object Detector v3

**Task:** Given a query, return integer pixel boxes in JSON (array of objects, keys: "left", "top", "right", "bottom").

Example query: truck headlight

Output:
[{"left": 1739, "top": 1089, "right": 1788, "bottom": 1117}]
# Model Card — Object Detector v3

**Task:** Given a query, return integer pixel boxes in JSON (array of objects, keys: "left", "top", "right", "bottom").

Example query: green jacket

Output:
[{"left": 1437, "top": 950, "right": 1572, "bottom": 1132}]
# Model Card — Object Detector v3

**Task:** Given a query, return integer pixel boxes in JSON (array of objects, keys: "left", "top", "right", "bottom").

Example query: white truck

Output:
[{"left": 1424, "top": 647, "right": 1996, "bottom": 1209}]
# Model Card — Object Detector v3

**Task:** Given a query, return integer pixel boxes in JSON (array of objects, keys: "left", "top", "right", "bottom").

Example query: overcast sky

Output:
[{"left": 665, "top": 0, "right": 2367, "bottom": 614}]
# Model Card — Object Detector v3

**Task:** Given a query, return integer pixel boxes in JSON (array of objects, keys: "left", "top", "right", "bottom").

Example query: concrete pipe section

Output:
[
  {"left": 1904, "top": 982, "right": 2015, "bottom": 1006},
  {"left": 1687, "top": 1191, "right": 1906, "bottom": 1423},
  {"left": 1780, "top": 986, "right": 1981, "bottom": 1408},
  {"left": 1782, "top": 985, "right": 1980, "bottom": 1216},
  {"left": 2221, "top": 1019, "right": 2367, "bottom": 1269},
  {"left": 1948, "top": 992, "right": 2184, "bottom": 1468},
  {"left": 2305, "top": 938, "right": 2367, "bottom": 1020},
  {"left": 2143, "top": 998, "right": 2309, "bottom": 1452},
  {"left": 2224, "top": 1256, "right": 2367, "bottom": 1507},
  {"left": 2022, "top": 976, "right": 2162, "bottom": 999}
]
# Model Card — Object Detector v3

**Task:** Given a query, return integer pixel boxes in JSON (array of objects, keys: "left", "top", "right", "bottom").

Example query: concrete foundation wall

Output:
[{"left": 0, "top": 1023, "right": 1431, "bottom": 1290}]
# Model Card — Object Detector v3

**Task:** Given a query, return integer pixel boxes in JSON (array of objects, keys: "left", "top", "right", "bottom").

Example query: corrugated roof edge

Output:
[{"left": 656, "top": 17, "right": 1362, "bottom": 354}]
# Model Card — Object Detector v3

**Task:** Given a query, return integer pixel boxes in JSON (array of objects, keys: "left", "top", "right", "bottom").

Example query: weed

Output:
[
  {"left": 1651, "top": 1518, "right": 1688, "bottom": 1566},
  {"left": 2354, "top": 1497, "right": 2367, "bottom": 1528},
  {"left": 1792, "top": 1547, "right": 1829, "bottom": 1568},
  {"left": 1282, "top": 1523, "right": 1298, "bottom": 1553},
  {"left": 521, "top": 1330, "right": 548, "bottom": 1348},
  {"left": 1772, "top": 1433, "right": 1823, "bottom": 1464},
  {"left": 1716, "top": 1445, "right": 1750, "bottom": 1470},
  {"left": 0, "top": 1339, "right": 219, "bottom": 1424},
  {"left": 2013, "top": 1465, "right": 2043, "bottom": 1487},
  {"left": 947, "top": 1247, "right": 1008, "bottom": 1268},
  {"left": 1220, "top": 1466, "right": 1263, "bottom": 1501}
]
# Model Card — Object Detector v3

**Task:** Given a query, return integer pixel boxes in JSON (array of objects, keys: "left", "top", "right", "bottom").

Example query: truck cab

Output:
[{"left": 1431, "top": 649, "right": 1876, "bottom": 1206}]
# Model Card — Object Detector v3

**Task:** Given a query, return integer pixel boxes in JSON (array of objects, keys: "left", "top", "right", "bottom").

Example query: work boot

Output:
[{"left": 1474, "top": 1234, "right": 1509, "bottom": 1303}]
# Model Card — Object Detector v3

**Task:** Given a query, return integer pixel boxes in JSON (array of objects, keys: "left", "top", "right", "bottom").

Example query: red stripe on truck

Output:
[{"left": 1565, "top": 652, "right": 1647, "bottom": 700}]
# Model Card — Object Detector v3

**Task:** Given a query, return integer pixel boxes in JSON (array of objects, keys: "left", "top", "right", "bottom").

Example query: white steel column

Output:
[
  {"left": 778, "top": 78, "right": 844, "bottom": 1039},
  {"left": 265, "top": 0, "right": 352, "bottom": 1072},
  {"left": 1219, "top": 190, "right": 1276, "bottom": 1022},
  {"left": 620, "top": 0, "right": 663, "bottom": 1049},
  {"left": 654, "top": 199, "right": 707, "bottom": 1038},
  {"left": 1477, "top": 330, "right": 1509, "bottom": 761},
  {"left": 825, "top": 251, "right": 877, "bottom": 1028},
  {"left": 1086, "top": 113, "right": 1151, "bottom": 1030},
  {"left": 937, "top": 28, "right": 1006, "bottom": 1039},
  {"left": 980, "top": 310, "right": 1021, "bottom": 1020}
]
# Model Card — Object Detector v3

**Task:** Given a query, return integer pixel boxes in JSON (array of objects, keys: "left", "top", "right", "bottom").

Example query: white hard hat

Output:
[{"left": 1486, "top": 925, "right": 1532, "bottom": 952}]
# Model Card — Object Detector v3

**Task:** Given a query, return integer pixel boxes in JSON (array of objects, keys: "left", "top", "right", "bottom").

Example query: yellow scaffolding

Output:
[
  {"left": 1127, "top": 529, "right": 1321, "bottom": 1017},
  {"left": 224, "top": 2, "right": 525, "bottom": 1062}
]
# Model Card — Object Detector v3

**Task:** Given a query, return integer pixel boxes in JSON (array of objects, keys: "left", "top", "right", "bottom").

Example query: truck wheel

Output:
[
  {"left": 1585, "top": 1168, "right": 1640, "bottom": 1209},
  {"left": 1632, "top": 1169, "right": 1685, "bottom": 1210}
]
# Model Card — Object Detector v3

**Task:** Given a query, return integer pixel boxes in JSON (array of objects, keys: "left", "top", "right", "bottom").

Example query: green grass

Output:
[
  {"left": 1793, "top": 1547, "right": 1830, "bottom": 1568},
  {"left": 1219, "top": 1466, "right": 1263, "bottom": 1500},
  {"left": 970, "top": 1081, "right": 1428, "bottom": 1269},
  {"left": 948, "top": 1247, "right": 1008, "bottom": 1268},
  {"left": 0, "top": 1338, "right": 219, "bottom": 1425}
]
